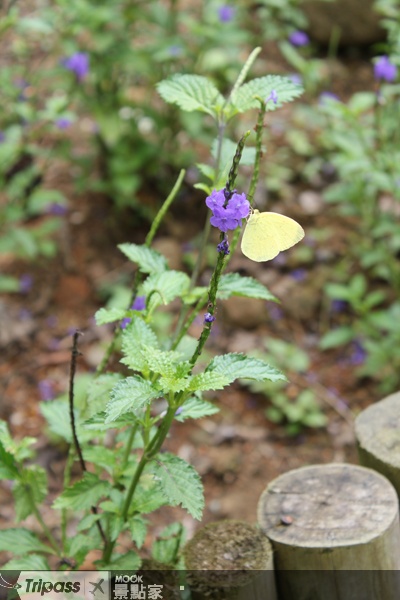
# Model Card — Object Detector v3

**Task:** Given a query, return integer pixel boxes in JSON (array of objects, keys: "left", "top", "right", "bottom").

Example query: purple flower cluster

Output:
[
  {"left": 206, "top": 189, "right": 250, "bottom": 233},
  {"left": 62, "top": 52, "right": 89, "bottom": 81},
  {"left": 374, "top": 55, "right": 397, "bottom": 82},
  {"left": 218, "top": 5, "right": 235, "bottom": 22}
]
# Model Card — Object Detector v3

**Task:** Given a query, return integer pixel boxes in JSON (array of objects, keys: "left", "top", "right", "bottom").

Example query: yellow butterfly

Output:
[{"left": 241, "top": 210, "right": 305, "bottom": 262}]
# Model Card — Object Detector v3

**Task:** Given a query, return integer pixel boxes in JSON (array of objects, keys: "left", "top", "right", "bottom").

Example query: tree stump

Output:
[
  {"left": 183, "top": 520, "right": 277, "bottom": 600},
  {"left": 257, "top": 463, "right": 400, "bottom": 600},
  {"left": 355, "top": 391, "right": 400, "bottom": 497}
]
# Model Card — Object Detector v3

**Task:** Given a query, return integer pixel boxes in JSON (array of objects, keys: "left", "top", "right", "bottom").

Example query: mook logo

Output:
[{"left": 24, "top": 580, "right": 81, "bottom": 597}]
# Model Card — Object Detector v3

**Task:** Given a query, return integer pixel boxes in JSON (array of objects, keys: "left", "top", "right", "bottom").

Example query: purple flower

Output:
[
  {"left": 169, "top": 45, "right": 182, "bottom": 57},
  {"left": 319, "top": 91, "right": 340, "bottom": 105},
  {"left": 349, "top": 340, "right": 367, "bottom": 365},
  {"left": 204, "top": 312, "right": 215, "bottom": 323},
  {"left": 289, "top": 31, "right": 309, "bottom": 47},
  {"left": 47, "top": 202, "right": 68, "bottom": 216},
  {"left": 374, "top": 55, "right": 397, "bottom": 82},
  {"left": 62, "top": 52, "right": 89, "bottom": 81},
  {"left": 217, "top": 238, "right": 230, "bottom": 255},
  {"left": 206, "top": 189, "right": 250, "bottom": 232},
  {"left": 266, "top": 90, "right": 278, "bottom": 105},
  {"left": 19, "top": 274, "right": 33, "bottom": 293},
  {"left": 289, "top": 73, "right": 303, "bottom": 86},
  {"left": 120, "top": 296, "right": 146, "bottom": 329},
  {"left": 330, "top": 299, "right": 347, "bottom": 313},
  {"left": 55, "top": 118, "right": 72, "bottom": 130},
  {"left": 0, "top": 131, "right": 5, "bottom": 143},
  {"left": 218, "top": 5, "right": 235, "bottom": 22},
  {"left": 290, "top": 268, "right": 307, "bottom": 281},
  {"left": 38, "top": 379, "right": 55, "bottom": 401}
]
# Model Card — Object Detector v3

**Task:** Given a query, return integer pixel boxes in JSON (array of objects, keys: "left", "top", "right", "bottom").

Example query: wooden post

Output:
[
  {"left": 183, "top": 520, "right": 277, "bottom": 600},
  {"left": 257, "top": 463, "right": 400, "bottom": 600},
  {"left": 355, "top": 391, "right": 400, "bottom": 497}
]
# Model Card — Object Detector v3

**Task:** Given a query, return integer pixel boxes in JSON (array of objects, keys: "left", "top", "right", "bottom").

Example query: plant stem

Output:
[{"left": 32, "top": 503, "right": 61, "bottom": 556}]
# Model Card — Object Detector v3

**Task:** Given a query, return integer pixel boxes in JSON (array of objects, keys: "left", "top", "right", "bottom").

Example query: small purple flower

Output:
[
  {"left": 289, "top": 31, "right": 309, "bottom": 47},
  {"left": 268, "top": 304, "right": 283, "bottom": 320},
  {"left": 319, "top": 91, "right": 340, "bottom": 105},
  {"left": 206, "top": 189, "right": 250, "bottom": 232},
  {"left": 169, "top": 45, "right": 183, "bottom": 57},
  {"left": 218, "top": 5, "right": 235, "bottom": 22},
  {"left": 132, "top": 295, "right": 146, "bottom": 311},
  {"left": 266, "top": 90, "right": 278, "bottom": 105},
  {"left": 349, "top": 340, "right": 367, "bottom": 365},
  {"left": 290, "top": 268, "right": 307, "bottom": 281},
  {"left": 120, "top": 296, "right": 146, "bottom": 329},
  {"left": 55, "top": 118, "right": 72, "bottom": 130},
  {"left": 217, "top": 238, "right": 230, "bottom": 255},
  {"left": 374, "top": 55, "right": 397, "bottom": 82},
  {"left": 19, "top": 274, "right": 33, "bottom": 293},
  {"left": 289, "top": 73, "right": 303, "bottom": 86},
  {"left": 38, "top": 379, "right": 55, "bottom": 401},
  {"left": 330, "top": 299, "right": 347, "bottom": 313},
  {"left": 204, "top": 312, "right": 216, "bottom": 323},
  {"left": 0, "top": 131, "right": 5, "bottom": 143},
  {"left": 47, "top": 202, "right": 68, "bottom": 216},
  {"left": 62, "top": 52, "right": 89, "bottom": 81}
]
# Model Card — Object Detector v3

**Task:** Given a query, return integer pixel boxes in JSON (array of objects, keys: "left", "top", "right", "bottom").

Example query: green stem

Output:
[
  {"left": 32, "top": 503, "right": 61, "bottom": 556},
  {"left": 121, "top": 424, "right": 138, "bottom": 472},
  {"left": 145, "top": 169, "right": 186, "bottom": 247}
]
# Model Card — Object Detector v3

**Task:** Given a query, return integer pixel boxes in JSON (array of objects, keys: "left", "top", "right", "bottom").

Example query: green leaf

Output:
[
  {"left": 218, "top": 273, "right": 277, "bottom": 301},
  {"left": 151, "top": 454, "right": 204, "bottom": 520},
  {"left": 101, "top": 551, "right": 141, "bottom": 570},
  {"left": 14, "top": 467, "right": 47, "bottom": 521},
  {"left": 157, "top": 74, "right": 224, "bottom": 117},
  {"left": 40, "top": 399, "right": 73, "bottom": 442},
  {"left": 227, "top": 75, "right": 303, "bottom": 117},
  {"left": 320, "top": 327, "right": 355, "bottom": 349},
  {"left": 118, "top": 243, "right": 167, "bottom": 274},
  {"left": 106, "top": 376, "right": 162, "bottom": 423},
  {"left": 187, "top": 371, "right": 231, "bottom": 392},
  {"left": 142, "top": 271, "right": 190, "bottom": 311},
  {"left": 129, "top": 516, "right": 148, "bottom": 549},
  {"left": 53, "top": 472, "right": 112, "bottom": 511},
  {"left": 2, "top": 554, "right": 50, "bottom": 570},
  {"left": 94, "top": 307, "right": 128, "bottom": 325},
  {"left": 151, "top": 522, "right": 185, "bottom": 565},
  {"left": 76, "top": 513, "right": 100, "bottom": 532},
  {"left": 207, "top": 353, "right": 286, "bottom": 383},
  {"left": 0, "top": 440, "right": 18, "bottom": 479},
  {"left": 121, "top": 316, "right": 159, "bottom": 372},
  {"left": 0, "top": 420, "right": 36, "bottom": 461},
  {"left": 175, "top": 396, "right": 219, "bottom": 422},
  {"left": 140, "top": 346, "right": 185, "bottom": 377},
  {"left": 83, "top": 373, "right": 123, "bottom": 419},
  {"left": 130, "top": 479, "right": 168, "bottom": 515},
  {"left": 0, "top": 529, "right": 54, "bottom": 555},
  {"left": 0, "top": 274, "right": 20, "bottom": 292}
]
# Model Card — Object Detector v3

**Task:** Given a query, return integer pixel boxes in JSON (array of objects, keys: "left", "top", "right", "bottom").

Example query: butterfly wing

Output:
[{"left": 241, "top": 211, "right": 304, "bottom": 262}]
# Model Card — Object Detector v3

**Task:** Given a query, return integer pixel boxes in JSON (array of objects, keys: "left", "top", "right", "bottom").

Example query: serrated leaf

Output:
[
  {"left": 0, "top": 440, "right": 18, "bottom": 479},
  {"left": 118, "top": 243, "right": 167, "bottom": 273},
  {"left": 14, "top": 466, "right": 47, "bottom": 521},
  {"left": 129, "top": 516, "right": 148, "bottom": 549},
  {"left": 141, "top": 346, "right": 185, "bottom": 377},
  {"left": 218, "top": 273, "right": 277, "bottom": 301},
  {"left": 83, "top": 446, "right": 117, "bottom": 474},
  {"left": 206, "top": 353, "right": 286, "bottom": 383},
  {"left": 67, "top": 532, "right": 99, "bottom": 557},
  {"left": 0, "top": 420, "right": 36, "bottom": 461},
  {"left": 152, "top": 454, "right": 204, "bottom": 520},
  {"left": 83, "top": 373, "right": 123, "bottom": 419},
  {"left": 187, "top": 371, "right": 231, "bottom": 392},
  {"left": 53, "top": 472, "right": 111, "bottom": 510},
  {"left": 142, "top": 271, "right": 190, "bottom": 312},
  {"left": 2, "top": 554, "right": 50, "bottom": 570},
  {"left": 0, "top": 529, "right": 54, "bottom": 555},
  {"left": 227, "top": 75, "right": 303, "bottom": 117},
  {"left": 121, "top": 316, "right": 159, "bottom": 372},
  {"left": 95, "top": 307, "right": 127, "bottom": 325},
  {"left": 157, "top": 74, "right": 224, "bottom": 117},
  {"left": 77, "top": 513, "right": 100, "bottom": 532},
  {"left": 106, "top": 376, "right": 161, "bottom": 423},
  {"left": 175, "top": 396, "right": 219, "bottom": 422},
  {"left": 130, "top": 481, "right": 168, "bottom": 515}
]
